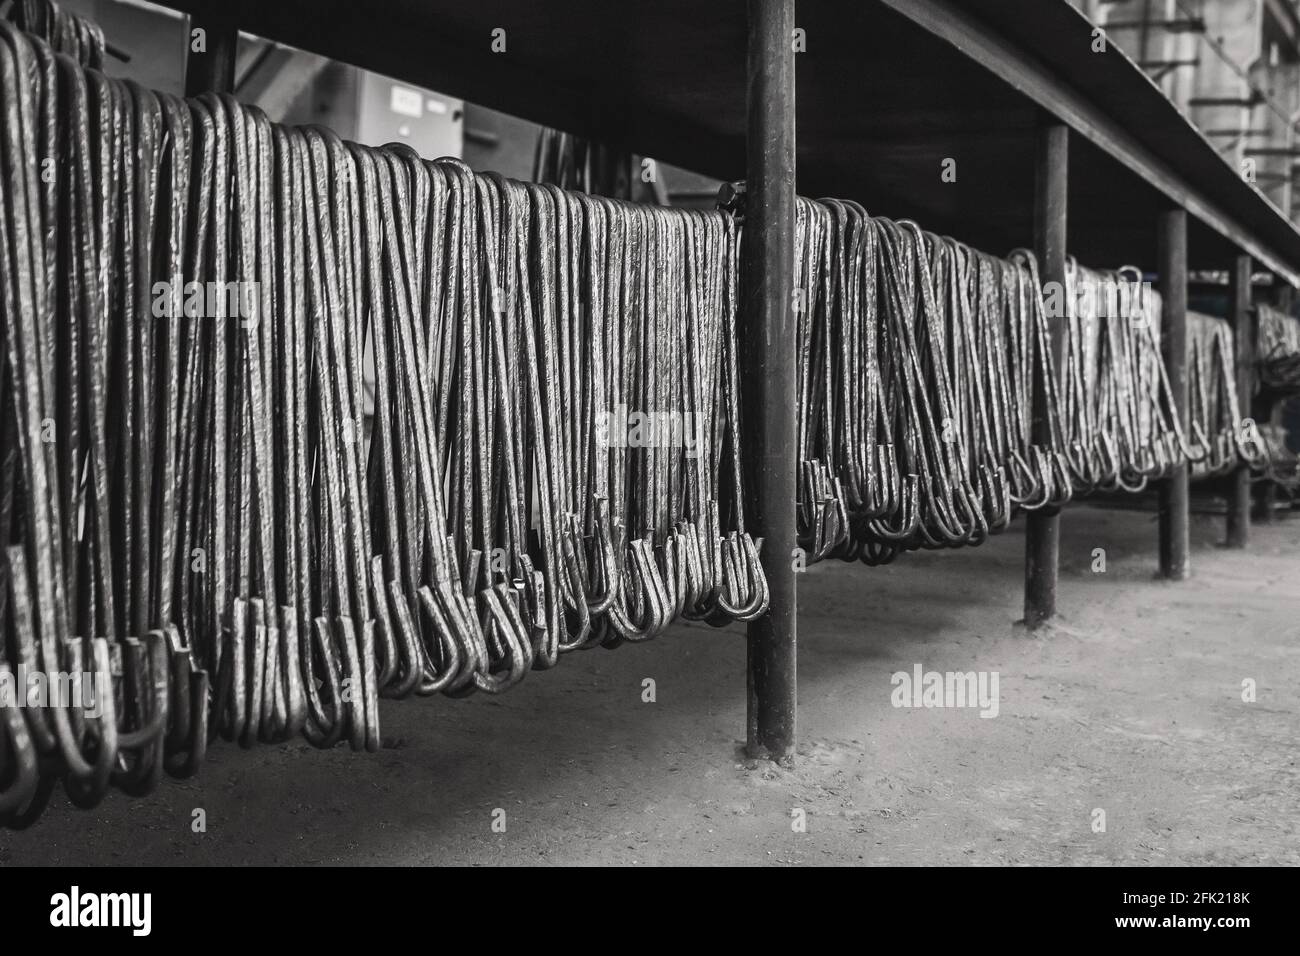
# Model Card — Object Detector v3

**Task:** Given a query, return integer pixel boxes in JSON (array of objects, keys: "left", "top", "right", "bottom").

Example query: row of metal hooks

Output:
[
  {"left": 1184, "top": 310, "right": 1264, "bottom": 479},
  {"left": 1257, "top": 302, "right": 1300, "bottom": 393},
  {"left": 0, "top": 14, "right": 768, "bottom": 825},
  {"left": 794, "top": 198, "right": 1073, "bottom": 567},
  {"left": 1253, "top": 304, "right": 1300, "bottom": 490},
  {"left": 791, "top": 212, "right": 1280, "bottom": 567}
]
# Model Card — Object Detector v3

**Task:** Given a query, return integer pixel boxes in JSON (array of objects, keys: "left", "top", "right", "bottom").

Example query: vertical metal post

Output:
[
  {"left": 1225, "top": 253, "right": 1252, "bottom": 548},
  {"left": 1157, "top": 208, "right": 1190, "bottom": 579},
  {"left": 743, "top": 0, "right": 797, "bottom": 761},
  {"left": 1024, "top": 123, "right": 1067, "bottom": 630},
  {"left": 184, "top": 6, "right": 239, "bottom": 98}
]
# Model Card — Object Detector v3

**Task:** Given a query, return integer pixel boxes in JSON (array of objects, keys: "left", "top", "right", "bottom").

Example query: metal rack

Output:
[{"left": 165, "top": 0, "right": 1300, "bottom": 762}]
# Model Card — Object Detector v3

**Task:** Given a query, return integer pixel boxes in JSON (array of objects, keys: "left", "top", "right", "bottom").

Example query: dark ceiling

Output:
[{"left": 158, "top": 0, "right": 1300, "bottom": 281}]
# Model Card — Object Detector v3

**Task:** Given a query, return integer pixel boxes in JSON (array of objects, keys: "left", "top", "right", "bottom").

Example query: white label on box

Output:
[{"left": 389, "top": 86, "right": 424, "bottom": 118}]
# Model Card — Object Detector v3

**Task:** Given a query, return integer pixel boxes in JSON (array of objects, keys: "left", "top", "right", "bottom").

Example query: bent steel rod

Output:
[
  {"left": 743, "top": 0, "right": 797, "bottom": 760},
  {"left": 1158, "top": 208, "right": 1190, "bottom": 579},
  {"left": 1226, "top": 253, "right": 1252, "bottom": 549},
  {"left": 1024, "top": 122, "right": 1067, "bottom": 629}
]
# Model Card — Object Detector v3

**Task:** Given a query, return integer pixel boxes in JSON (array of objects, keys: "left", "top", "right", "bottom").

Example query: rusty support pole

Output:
[
  {"left": 743, "top": 0, "right": 797, "bottom": 761},
  {"left": 1225, "top": 254, "right": 1252, "bottom": 548},
  {"left": 1158, "top": 208, "right": 1190, "bottom": 579},
  {"left": 184, "top": 5, "right": 238, "bottom": 98},
  {"left": 1024, "top": 122, "right": 1067, "bottom": 630}
]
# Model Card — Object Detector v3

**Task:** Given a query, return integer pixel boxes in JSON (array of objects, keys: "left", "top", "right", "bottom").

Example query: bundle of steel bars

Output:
[
  {"left": 0, "top": 17, "right": 769, "bottom": 824},
  {"left": 1256, "top": 302, "right": 1300, "bottom": 393}
]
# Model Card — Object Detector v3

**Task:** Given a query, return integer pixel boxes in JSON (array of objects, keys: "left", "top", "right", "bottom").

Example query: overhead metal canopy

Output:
[{"left": 158, "top": 0, "right": 1300, "bottom": 285}]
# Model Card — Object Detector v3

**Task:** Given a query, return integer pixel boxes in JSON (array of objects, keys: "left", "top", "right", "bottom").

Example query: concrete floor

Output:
[{"left": 3, "top": 505, "right": 1297, "bottom": 866}]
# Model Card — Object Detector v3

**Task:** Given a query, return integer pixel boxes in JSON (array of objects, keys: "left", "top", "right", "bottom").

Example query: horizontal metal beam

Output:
[
  {"left": 1106, "top": 18, "right": 1206, "bottom": 33},
  {"left": 880, "top": 0, "right": 1300, "bottom": 286},
  {"left": 157, "top": 0, "right": 742, "bottom": 188},
  {"left": 1190, "top": 94, "right": 1264, "bottom": 106}
]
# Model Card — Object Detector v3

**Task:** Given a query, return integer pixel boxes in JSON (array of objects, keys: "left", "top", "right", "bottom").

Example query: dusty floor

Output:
[{"left": 2, "top": 505, "right": 1297, "bottom": 866}]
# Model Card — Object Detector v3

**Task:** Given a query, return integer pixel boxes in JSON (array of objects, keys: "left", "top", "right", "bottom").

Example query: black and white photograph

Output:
[{"left": 0, "top": 0, "right": 1293, "bottom": 925}]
